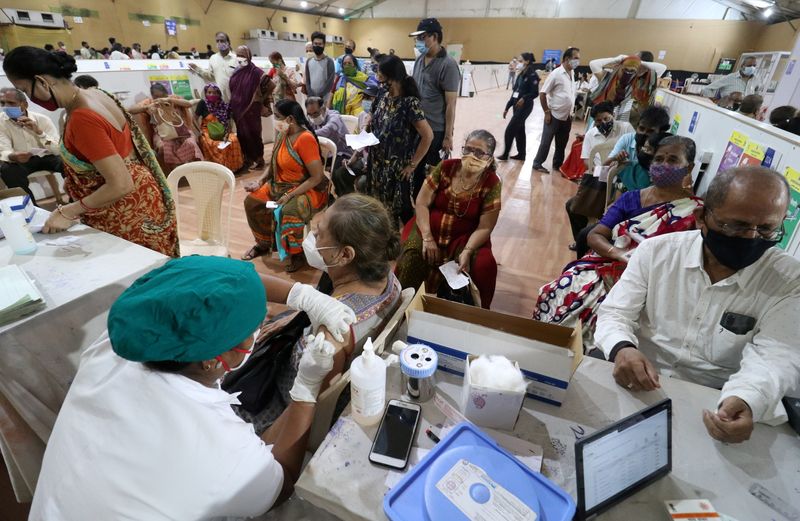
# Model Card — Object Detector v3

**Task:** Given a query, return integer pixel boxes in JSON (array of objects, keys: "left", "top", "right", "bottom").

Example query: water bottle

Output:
[
  {"left": 0, "top": 202, "right": 37, "bottom": 255},
  {"left": 350, "top": 338, "right": 386, "bottom": 426}
]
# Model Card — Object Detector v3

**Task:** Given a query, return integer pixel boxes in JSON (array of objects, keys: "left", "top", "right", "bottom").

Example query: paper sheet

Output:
[
  {"left": 217, "top": 141, "right": 231, "bottom": 150},
  {"left": 265, "top": 201, "right": 279, "bottom": 209},
  {"left": 29, "top": 148, "right": 49, "bottom": 157},
  {"left": 43, "top": 236, "right": 81, "bottom": 247},
  {"left": 345, "top": 131, "right": 380, "bottom": 150},
  {"left": 345, "top": 163, "right": 357, "bottom": 176},
  {"left": 439, "top": 261, "right": 470, "bottom": 290},
  {"left": 0, "top": 265, "right": 45, "bottom": 324}
]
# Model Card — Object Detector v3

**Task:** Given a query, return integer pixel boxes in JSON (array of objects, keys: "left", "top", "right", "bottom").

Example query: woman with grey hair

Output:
[{"left": 396, "top": 129, "right": 502, "bottom": 308}]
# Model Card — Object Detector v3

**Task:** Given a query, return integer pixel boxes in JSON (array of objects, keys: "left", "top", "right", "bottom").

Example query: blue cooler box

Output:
[{"left": 384, "top": 422, "right": 575, "bottom": 521}]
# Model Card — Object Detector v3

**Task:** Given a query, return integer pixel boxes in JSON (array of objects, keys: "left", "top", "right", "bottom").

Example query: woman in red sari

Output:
[
  {"left": 229, "top": 45, "right": 274, "bottom": 170},
  {"left": 396, "top": 130, "right": 502, "bottom": 308},
  {"left": 3, "top": 46, "right": 179, "bottom": 257}
]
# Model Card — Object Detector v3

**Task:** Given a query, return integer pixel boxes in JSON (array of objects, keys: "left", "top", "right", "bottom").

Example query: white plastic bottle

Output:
[
  {"left": 350, "top": 338, "right": 386, "bottom": 426},
  {"left": 0, "top": 202, "right": 37, "bottom": 255}
]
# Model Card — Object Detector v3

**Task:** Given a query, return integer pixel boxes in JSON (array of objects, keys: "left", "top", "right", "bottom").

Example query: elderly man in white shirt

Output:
[
  {"left": 30, "top": 256, "right": 357, "bottom": 520},
  {"left": 595, "top": 166, "right": 800, "bottom": 444},
  {"left": 0, "top": 88, "right": 61, "bottom": 203},
  {"left": 702, "top": 56, "right": 761, "bottom": 100},
  {"left": 532, "top": 47, "right": 580, "bottom": 174},
  {"left": 188, "top": 31, "right": 238, "bottom": 102}
]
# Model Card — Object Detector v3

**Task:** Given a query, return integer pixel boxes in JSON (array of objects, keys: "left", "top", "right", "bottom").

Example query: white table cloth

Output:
[
  {"left": 296, "top": 357, "right": 800, "bottom": 520},
  {"left": 0, "top": 223, "right": 167, "bottom": 500}
]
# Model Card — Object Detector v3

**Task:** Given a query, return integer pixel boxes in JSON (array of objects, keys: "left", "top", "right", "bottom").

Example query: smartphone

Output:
[{"left": 368, "top": 399, "right": 421, "bottom": 470}]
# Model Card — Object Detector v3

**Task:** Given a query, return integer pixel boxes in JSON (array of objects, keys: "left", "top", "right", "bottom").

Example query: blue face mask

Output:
[
  {"left": 362, "top": 100, "right": 373, "bottom": 112},
  {"left": 2, "top": 106, "right": 23, "bottom": 120},
  {"left": 415, "top": 40, "right": 428, "bottom": 55}
]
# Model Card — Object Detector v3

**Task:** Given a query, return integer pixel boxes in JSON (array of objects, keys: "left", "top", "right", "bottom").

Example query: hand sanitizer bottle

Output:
[
  {"left": 0, "top": 202, "right": 37, "bottom": 255},
  {"left": 350, "top": 338, "right": 386, "bottom": 426}
]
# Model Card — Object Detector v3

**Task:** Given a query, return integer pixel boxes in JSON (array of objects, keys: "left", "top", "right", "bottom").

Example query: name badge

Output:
[{"left": 512, "top": 92, "right": 519, "bottom": 99}]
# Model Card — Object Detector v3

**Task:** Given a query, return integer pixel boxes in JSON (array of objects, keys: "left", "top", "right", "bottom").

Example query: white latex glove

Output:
[
  {"left": 286, "top": 283, "right": 356, "bottom": 342},
  {"left": 289, "top": 333, "right": 335, "bottom": 403}
]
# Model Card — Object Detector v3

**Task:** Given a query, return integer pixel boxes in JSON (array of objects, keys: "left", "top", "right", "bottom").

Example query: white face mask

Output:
[
  {"left": 216, "top": 329, "right": 259, "bottom": 375},
  {"left": 236, "top": 57, "right": 248, "bottom": 68},
  {"left": 742, "top": 66, "right": 757, "bottom": 77},
  {"left": 568, "top": 59, "right": 580, "bottom": 69},
  {"left": 310, "top": 113, "right": 325, "bottom": 126},
  {"left": 274, "top": 119, "right": 290, "bottom": 133},
  {"left": 302, "top": 232, "right": 340, "bottom": 272}
]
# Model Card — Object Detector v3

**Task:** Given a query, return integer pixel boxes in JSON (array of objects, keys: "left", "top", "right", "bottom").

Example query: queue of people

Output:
[{"left": 3, "top": 19, "right": 800, "bottom": 520}]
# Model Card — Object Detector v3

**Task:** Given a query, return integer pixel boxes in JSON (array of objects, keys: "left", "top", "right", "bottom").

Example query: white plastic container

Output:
[
  {"left": 0, "top": 202, "right": 37, "bottom": 255},
  {"left": 349, "top": 338, "right": 386, "bottom": 426}
]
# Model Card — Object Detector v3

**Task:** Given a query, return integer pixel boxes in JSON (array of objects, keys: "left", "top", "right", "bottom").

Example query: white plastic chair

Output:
[
  {"left": 307, "top": 287, "right": 417, "bottom": 451},
  {"left": 317, "top": 136, "right": 337, "bottom": 178},
  {"left": 167, "top": 161, "right": 235, "bottom": 258},
  {"left": 340, "top": 114, "right": 359, "bottom": 134}
]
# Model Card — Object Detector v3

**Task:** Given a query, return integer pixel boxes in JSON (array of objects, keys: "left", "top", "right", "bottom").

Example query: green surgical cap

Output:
[{"left": 108, "top": 256, "right": 267, "bottom": 362}]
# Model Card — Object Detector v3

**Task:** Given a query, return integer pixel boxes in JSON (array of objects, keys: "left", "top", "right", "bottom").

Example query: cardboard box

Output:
[
  {"left": 406, "top": 286, "right": 583, "bottom": 406},
  {"left": 1, "top": 195, "right": 35, "bottom": 223},
  {"left": 461, "top": 354, "right": 526, "bottom": 430}
]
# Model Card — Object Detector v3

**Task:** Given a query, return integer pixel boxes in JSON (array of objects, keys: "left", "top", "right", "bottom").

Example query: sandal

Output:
[
  {"left": 284, "top": 254, "right": 306, "bottom": 273},
  {"left": 251, "top": 159, "right": 266, "bottom": 170},
  {"left": 241, "top": 244, "right": 271, "bottom": 261},
  {"left": 568, "top": 242, "right": 577, "bottom": 251}
]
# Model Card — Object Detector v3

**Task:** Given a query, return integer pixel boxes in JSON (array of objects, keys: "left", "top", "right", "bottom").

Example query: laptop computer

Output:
[{"left": 575, "top": 398, "right": 672, "bottom": 519}]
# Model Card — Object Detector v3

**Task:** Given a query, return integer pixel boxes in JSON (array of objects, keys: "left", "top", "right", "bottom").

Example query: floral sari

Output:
[
  {"left": 534, "top": 197, "right": 702, "bottom": 346},
  {"left": 60, "top": 91, "right": 179, "bottom": 257}
]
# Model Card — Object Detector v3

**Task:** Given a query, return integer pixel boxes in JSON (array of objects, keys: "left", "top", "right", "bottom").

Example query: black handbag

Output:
[
  {"left": 221, "top": 312, "right": 310, "bottom": 414},
  {"left": 221, "top": 274, "right": 334, "bottom": 414},
  {"left": 570, "top": 173, "right": 607, "bottom": 219}
]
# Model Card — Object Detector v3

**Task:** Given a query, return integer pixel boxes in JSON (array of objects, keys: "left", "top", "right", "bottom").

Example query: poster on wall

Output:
[
  {"left": 779, "top": 166, "right": 800, "bottom": 249},
  {"left": 165, "top": 19, "right": 177, "bottom": 36},
  {"left": 716, "top": 131, "right": 748, "bottom": 174},
  {"left": 542, "top": 49, "right": 561, "bottom": 66},
  {"left": 688, "top": 111, "right": 699, "bottom": 134},
  {"left": 739, "top": 141, "right": 766, "bottom": 167},
  {"left": 670, "top": 114, "right": 681, "bottom": 134},
  {"left": 148, "top": 74, "right": 192, "bottom": 99}
]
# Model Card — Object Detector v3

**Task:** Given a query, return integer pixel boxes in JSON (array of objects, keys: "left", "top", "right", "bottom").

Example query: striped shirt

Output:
[{"left": 701, "top": 72, "right": 762, "bottom": 98}]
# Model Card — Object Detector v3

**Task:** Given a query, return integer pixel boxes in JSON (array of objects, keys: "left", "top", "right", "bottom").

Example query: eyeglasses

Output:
[
  {"left": 461, "top": 146, "right": 492, "bottom": 160},
  {"left": 706, "top": 208, "right": 785, "bottom": 241}
]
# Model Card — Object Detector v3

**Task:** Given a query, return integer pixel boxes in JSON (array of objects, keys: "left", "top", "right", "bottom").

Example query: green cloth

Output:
[{"left": 108, "top": 256, "right": 267, "bottom": 362}]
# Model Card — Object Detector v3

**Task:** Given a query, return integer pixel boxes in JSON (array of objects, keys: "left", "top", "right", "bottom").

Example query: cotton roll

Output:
[{"left": 469, "top": 355, "right": 527, "bottom": 393}]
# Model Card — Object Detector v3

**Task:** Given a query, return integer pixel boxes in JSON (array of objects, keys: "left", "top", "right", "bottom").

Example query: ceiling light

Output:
[
  {"left": 300, "top": 1, "right": 308, "bottom": 8},
  {"left": 763, "top": 7, "right": 774, "bottom": 17},
  {"left": 338, "top": 7, "right": 345, "bottom": 14},
  {"left": 746, "top": 0, "right": 773, "bottom": 8}
]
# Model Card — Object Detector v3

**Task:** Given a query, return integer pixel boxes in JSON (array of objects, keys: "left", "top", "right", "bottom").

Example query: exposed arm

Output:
[
  {"left": 261, "top": 400, "right": 315, "bottom": 507},
  {"left": 259, "top": 274, "right": 296, "bottom": 304},
  {"left": 414, "top": 182, "right": 436, "bottom": 240},
  {"left": 465, "top": 210, "right": 499, "bottom": 251},
  {"left": 642, "top": 61, "right": 667, "bottom": 77},
  {"left": 410, "top": 118, "right": 434, "bottom": 168},
  {"left": 587, "top": 223, "right": 628, "bottom": 262}
]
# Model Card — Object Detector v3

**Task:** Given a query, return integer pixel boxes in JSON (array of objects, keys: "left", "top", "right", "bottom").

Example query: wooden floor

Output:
[
  {"left": 0, "top": 88, "right": 583, "bottom": 520},
  {"left": 182, "top": 87, "right": 582, "bottom": 317}
]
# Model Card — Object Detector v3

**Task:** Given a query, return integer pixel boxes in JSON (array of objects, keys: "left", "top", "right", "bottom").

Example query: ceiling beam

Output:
[
  {"left": 223, "top": 0, "right": 347, "bottom": 19},
  {"left": 347, "top": 0, "right": 389, "bottom": 19},
  {"left": 627, "top": 0, "right": 641, "bottom": 18}
]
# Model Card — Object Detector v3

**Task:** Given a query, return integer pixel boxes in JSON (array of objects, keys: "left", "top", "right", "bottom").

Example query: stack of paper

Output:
[{"left": 0, "top": 265, "right": 45, "bottom": 325}]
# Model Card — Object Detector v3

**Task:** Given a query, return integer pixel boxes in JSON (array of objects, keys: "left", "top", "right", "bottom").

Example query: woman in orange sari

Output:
[
  {"left": 194, "top": 83, "right": 244, "bottom": 172},
  {"left": 3, "top": 46, "right": 179, "bottom": 257},
  {"left": 242, "top": 100, "right": 326, "bottom": 271}
]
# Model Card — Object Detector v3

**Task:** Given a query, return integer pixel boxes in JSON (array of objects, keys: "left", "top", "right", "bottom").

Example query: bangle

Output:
[
  {"left": 606, "top": 245, "right": 615, "bottom": 255},
  {"left": 78, "top": 198, "right": 97, "bottom": 214},
  {"left": 56, "top": 205, "right": 79, "bottom": 221},
  {"left": 423, "top": 238, "right": 435, "bottom": 243}
]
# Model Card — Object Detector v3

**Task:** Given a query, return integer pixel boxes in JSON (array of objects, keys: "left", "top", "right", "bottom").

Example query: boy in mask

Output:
[
  {"left": 605, "top": 105, "right": 670, "bottom": 168},
  {"left": 188, "top": 31, "right": 237, "bottom": 102},
  {"left": 595, "top": 166, "right": 799, "bottom": 444},
  {"left": 303, "top": 32, "right": 335, "bottom": 104}
]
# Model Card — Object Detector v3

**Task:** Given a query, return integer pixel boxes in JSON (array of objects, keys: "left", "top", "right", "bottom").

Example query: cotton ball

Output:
[{"left": 469, "top": 355, "right": 527, "bottom": 393}]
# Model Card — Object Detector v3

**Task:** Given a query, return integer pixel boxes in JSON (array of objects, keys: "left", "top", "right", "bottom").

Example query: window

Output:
[
  {"left": 282, "top": 16, "right": 287, "bottom": 23},
  {"left": 16, "top": 10, "right": 30, "bottom": 21},
  {"left": 322, "top": 22, "right": 326, "bottom": 28},
  {"left": 41, "top": 13, "right": 55, "bottom": 23}
]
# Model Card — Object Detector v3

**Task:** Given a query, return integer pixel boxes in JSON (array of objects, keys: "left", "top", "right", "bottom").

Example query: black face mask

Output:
[
  {"left": 313, "top": 45, "right": 324, "bottom": 56},
  {"left": 702, "top": 227, "right": 778, "bottom": 270},
  {"left": 731, "top": 103, "right": 742, "bottom": 112},
  {"left": 634, "top": 132, "right": 648, "bottom": 149},
  {"left": 638, "top": 151, "right": 654, "bottom": 170},
  {"left": 597, "top": 120, "right": 614, "bottom": 136},
  {"left": 345, "top": 47, "right": 353, "bottom": 54}
]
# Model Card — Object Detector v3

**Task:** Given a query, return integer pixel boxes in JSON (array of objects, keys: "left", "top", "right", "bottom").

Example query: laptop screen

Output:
[{"left": 576, "top": 399, "right": 672, "bottom": 519}]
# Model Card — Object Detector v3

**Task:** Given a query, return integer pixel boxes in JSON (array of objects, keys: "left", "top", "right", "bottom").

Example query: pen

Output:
[{"left": 425, "top": 428, "right": 441, "bottom": 444}]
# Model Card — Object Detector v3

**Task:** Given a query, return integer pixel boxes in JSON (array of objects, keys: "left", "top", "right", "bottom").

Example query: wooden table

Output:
[
  {"left": 295, "top": 357, "right": 800, "bottom": 520},
  {"left": 0, "top": 222, "right": 167, "bottom": 501}
]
